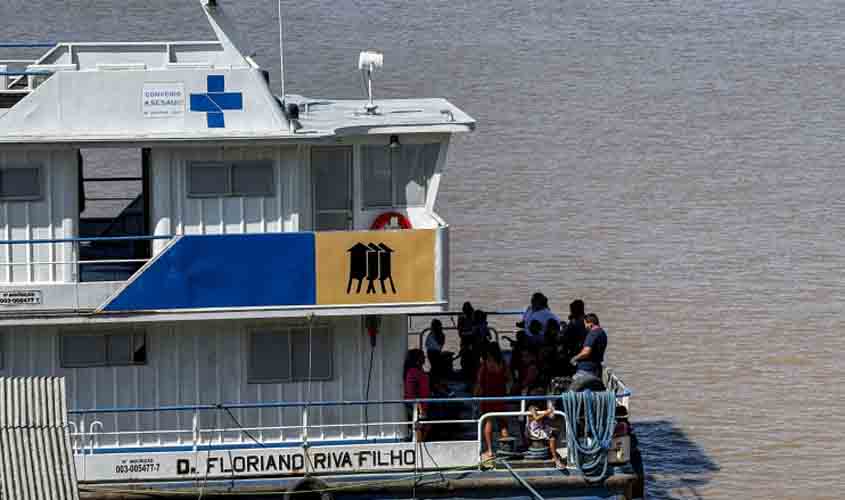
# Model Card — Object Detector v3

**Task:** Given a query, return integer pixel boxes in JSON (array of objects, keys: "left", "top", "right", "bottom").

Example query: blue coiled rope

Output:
[{"left": 560, "top": 390, "right": 617, "bottom": 482}]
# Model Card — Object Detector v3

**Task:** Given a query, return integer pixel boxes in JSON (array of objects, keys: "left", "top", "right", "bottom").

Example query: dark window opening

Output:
[
  {"left": 248, "top": 327, "right": 333, "bottom": 383},
  {"left": 60, "top": 331, "right": 147, "bottom": 368},
  {"left": 0, "top": 166, "right": 42, "bottom": 200},
  {"left": 187, "top": 160, "right": 274, "bottom": 198},
  {"left": 78, "top": 148, "right": 151, "bottom": 282}
]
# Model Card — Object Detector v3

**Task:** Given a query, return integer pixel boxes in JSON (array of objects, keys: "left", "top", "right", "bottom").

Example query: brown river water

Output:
[{"left": 3, "top": 1, "right": 845, "bottom": 498}]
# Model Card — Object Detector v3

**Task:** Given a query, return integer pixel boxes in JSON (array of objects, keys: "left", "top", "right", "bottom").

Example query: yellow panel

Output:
[{"left": 316, "top": 229, "right": 436, "bottom": 305}]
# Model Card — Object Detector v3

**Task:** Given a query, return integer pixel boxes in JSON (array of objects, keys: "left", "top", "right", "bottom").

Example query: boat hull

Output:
[{"left": 80, "top": 468, "right": 638, "bottom": 500}]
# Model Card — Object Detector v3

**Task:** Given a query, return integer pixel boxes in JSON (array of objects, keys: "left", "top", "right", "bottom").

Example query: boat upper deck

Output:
[
  {"left": 0, "top": 1, "right": 473, "bottom": 145},
  {"left": 0, "top": 0, "right": 473, "bottom": 324}
]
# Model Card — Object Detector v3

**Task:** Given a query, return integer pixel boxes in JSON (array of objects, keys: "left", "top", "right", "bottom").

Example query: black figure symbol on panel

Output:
[
  {"left": 346, "top": 241, "right": 397, "bottom": 295},
  {"left": 366, "top": 244, "right": 381, "bottom": 293},
  {"left": 378, "top": 243, "right": 396, "bottom": 294},
  {"left": 346, "top": 242, "right": 370, "bottom": 293}
]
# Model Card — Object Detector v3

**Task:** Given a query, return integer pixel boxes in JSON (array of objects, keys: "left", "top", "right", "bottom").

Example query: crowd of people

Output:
[{"left": 403, "top": 293, "right": 610, "bottom": 461}]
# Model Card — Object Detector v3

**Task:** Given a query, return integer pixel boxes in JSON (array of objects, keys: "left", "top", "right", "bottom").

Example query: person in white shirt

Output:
[{"left": 518, "top": 293, "right": 560, "bottom": 340}]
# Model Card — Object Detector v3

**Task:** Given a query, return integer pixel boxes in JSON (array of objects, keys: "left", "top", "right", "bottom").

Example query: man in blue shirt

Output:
[{"left": 570, "top": 313, "right": 607, "bottom": 380}]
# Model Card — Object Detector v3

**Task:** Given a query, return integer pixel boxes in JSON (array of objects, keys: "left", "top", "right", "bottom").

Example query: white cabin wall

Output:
[
  {"left": 149, "top": 146, "right": 301, "bottom": 254},
  {"left": 0, "top": 315, "right": 408, "bottom": 447},
  {"left": 0, "top": 148, "right": 77, "bottom": 283}
]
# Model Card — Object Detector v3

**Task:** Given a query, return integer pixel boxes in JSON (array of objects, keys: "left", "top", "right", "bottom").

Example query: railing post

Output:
[
  {"left": 68, "top": 421, "right": 78, "bottom": 451},
  {"left": 73, "top": 239, "right": 79, "bottom": 283},
  {"left": 192, "top": 410, "right": 200, "bottom": 451},
  {"left": 76, "top": 417, "right": 86, "bottom": 480},
  {"left": 79, "top": 416, "right": 87, "bottom": 454},
  {"left": 89, "top": 421, "right": 103, "bottom": 449},
  {"left": 476, "top": 411, "right": 484, "bottom": 460},
  {"left": 412, "top": 403, "right": 419, "bottom": 444},
  {"left": 192, "top": 410, "right": 200, "bottom": 479},
  {"left": 301, "top": 406, "right": 309, "bottom": 444}
]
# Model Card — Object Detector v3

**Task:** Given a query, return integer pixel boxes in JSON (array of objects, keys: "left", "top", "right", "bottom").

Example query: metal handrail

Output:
[
  {"left": 408, "top": 311, "right": 523, "bottom": 317},
  {"left": 67, "top": 386, "right": 632, "bottom": 456},
  {"left": 68, "top": 394, "right": 631, "bottom": 416},
  {"left": 0, "top": 43, "right": 57, "bottom": 48},
  {"left": 0, "top": 234, "right": 175, "bottom": 245},
  {"left": 0, "top": 41, "right": 224, "bottom": 49},
  {"left": 0, "top": 71, "right": 53, "bottom": 76},
  {"left": 3, "top": 259, "right": 150, "bottom": 266},
  {"left": 0, "top": 234, "right": 175, "bottom": 281}
]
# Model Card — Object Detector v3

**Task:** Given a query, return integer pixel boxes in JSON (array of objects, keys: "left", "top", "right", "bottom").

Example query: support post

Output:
[
  {"left": 412, "top": 403, "right": 419, "bottom": 443},
  {"left": 192, "top": 410, "right": 200, "bottom": 479},
  {"left": 302, "top": 406, "right": 309, "bottom": 444}
]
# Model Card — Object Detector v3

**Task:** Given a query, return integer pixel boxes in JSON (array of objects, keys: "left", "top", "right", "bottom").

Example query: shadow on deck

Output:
[{"left": 635, "top": 419, "right": 719, "bottom": 500}]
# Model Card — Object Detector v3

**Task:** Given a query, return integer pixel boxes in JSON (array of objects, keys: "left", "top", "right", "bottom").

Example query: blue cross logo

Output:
[{"left": 190, "top": 75, "right": 243, "bottom": 128}]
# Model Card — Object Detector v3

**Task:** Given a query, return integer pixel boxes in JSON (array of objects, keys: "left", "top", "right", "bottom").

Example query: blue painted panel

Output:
[
  {"left": 208, "top": 92, "right": 243, "bottom": 110},
  {"left": 207, "top": 112, "right": 225, "bottom": 128},
  {"left": 207, "top": 74, "right": 225, "bottom": 93},
  {"left": 190, "top": 94, "right": 220, "bottom": 113},
  {"left": 103, "top": 234, "right": 316, "bottom": 312},
  {"left": 189, "top": 75, "right": 243, "bottom": 129}
]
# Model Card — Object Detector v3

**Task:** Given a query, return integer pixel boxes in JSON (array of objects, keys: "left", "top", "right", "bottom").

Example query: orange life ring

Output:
[{"left": 370, "top": 211, "right": 412, "bottom": 230}]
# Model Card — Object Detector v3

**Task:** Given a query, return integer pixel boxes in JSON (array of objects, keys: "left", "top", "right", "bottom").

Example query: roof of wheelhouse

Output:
[{"left": 0, "top": 0, "right": 474, "bottom": 146}]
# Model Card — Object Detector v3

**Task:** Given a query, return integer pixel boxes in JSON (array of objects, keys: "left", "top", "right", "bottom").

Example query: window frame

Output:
[
  {"left": 0, "top": 165, "right": 43, "bottom": 201},
  {"left": 59, "top": 331, "right": 147, "bottom": 368},
  {"left": 361, "top": 144, "right": 439, "bottom": 209},
  {"left": 187, "top": 160, "right": 275, "bottom": 198},
  {"left": 247, "top": 326, "right": 334, "bottom": 384}
]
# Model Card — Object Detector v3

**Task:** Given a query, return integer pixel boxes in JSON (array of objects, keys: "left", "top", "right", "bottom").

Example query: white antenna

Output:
[{"left": 278, "top": 0, "right": 286, "bottom": 99}]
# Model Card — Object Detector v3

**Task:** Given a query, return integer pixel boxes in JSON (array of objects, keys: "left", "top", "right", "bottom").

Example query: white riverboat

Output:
[{"left": 0, "top": 2, "right": 643, "bottom": 499}]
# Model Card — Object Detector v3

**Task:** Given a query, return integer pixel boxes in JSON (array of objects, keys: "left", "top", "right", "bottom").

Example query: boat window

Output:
[
  {"left": 362, "top": 143, "right": 439, "bottom": 208},
  {"left": 312, "top": 147, "right": 353, "bottom": 230},
  {"left": 60, "top": 331, "right": 147, "bottom": 368},
  {"left": 248, "top": 326, "right": 333, "bottom": 383},
  {"left": 249, "top": 330, "right": 292, "bottom": 382},
  {"left": 232, "top": 162, "right": 275, "bottom": 197},
  {"left": 0, "top": 165, "right": 42, "bottom": 201},
  {"left": 188, "top": 162, "right": 230, "bottom": 196},
  {"left": 291, "top": 327, "right": 332, "bottom": 380},
  {"left": 188, "top": 160, "right": 274, "bottom": 197},
  {"left": 0, "top": 332, "right": 4, "bottom": 370},
  {"left": 392, "top": 144, "right": 439, "bottom": 206},
  {"left": 361, "top": 148, "right": 393, "bottom": 207}
]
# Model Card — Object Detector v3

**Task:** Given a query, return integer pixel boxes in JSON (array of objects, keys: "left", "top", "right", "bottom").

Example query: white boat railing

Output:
[
  {"left": 0, "top": 40, "right": 227, "bottom": 89},
  {"left": 67, "top": 393, "right": 631, "bottom": 459},
  {"left": 0, "top": 235, "right": 172, "bottom": 283}
]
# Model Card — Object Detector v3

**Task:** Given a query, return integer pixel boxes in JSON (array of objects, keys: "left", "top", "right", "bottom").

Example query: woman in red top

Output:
[
  {"left": 475, "top": 342, "right": 511, "bottom": 461},
  {"left": 403, "top": 349, "right": 430, "bottom": 442}
]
